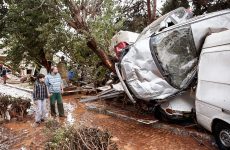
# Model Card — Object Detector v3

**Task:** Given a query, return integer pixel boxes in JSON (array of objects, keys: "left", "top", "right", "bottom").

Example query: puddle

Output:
[{"left": 64, "top": 102, "right": 76, "bottom": 125}]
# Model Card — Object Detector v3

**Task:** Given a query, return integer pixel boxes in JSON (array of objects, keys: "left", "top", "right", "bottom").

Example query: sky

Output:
[{"left": 157, "top": 0, "right": 166, "bottom": 10}]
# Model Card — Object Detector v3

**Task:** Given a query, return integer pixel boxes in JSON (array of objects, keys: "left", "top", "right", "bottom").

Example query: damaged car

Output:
[{"left": 114, "top": 7, "right": 230, "bottom": 120}]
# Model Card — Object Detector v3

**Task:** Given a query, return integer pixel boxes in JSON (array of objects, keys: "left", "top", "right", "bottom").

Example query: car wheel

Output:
[
  {"left": 154, "top": 106, "right": 169, "bottom": 122},
  {"left": 213, "top": 121, "right": 230, "bottom": 150}
]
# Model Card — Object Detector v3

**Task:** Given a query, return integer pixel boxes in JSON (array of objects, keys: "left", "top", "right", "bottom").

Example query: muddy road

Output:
[{"left": 0, "top": 85, "right": 216, "bottom": 150}]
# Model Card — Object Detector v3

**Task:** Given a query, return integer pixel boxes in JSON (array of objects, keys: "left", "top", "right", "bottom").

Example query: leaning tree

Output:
[{"left": 62, "top": 0, "right": 122, "bottom": 73}]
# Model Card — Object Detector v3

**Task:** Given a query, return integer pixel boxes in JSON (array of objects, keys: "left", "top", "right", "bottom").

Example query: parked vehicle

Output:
[{"left": 196, "top": 29, "right": 230, "bottom": 150}]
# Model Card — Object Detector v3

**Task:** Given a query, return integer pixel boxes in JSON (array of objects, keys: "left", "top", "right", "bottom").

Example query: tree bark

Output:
[
  {"left": 147, "top": 0, "right": 152, "bottom": 23},
  {"left": 86, "top": 38, "right": 115, "bottom": 73},
  {"left": 147, "top": 0, "right": 157, "bottom": 24},
  {"left": 153, "top": 0, "right": 157, "bottom": 21},
  {"left": 40, "top": 49, "right": 51, "bottom": 73},
  {"left": 66, "top": 0, "right": 116, "bottom": 74}
]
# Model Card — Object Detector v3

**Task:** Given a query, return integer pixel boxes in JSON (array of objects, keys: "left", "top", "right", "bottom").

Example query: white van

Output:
[{"left": 196, "top": 29, "right": 230, "bottom": 150}]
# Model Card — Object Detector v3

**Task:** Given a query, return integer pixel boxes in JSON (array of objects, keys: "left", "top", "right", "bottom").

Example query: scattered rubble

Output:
[
  {"left": 0, "top": 94, "right": 31, "bottom": 122},
  {"left": 45, "top": 120, "right": 118, "bottom": 150},
  {"left": 80, "top": 88, "right": 124, "bottom": 103},
  {"left": 0, "top": 126, "right": 29, "bottom": 150}
]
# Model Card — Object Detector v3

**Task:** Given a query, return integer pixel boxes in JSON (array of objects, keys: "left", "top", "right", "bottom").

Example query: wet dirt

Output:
[{"left": 0, "top": 94, "right": 217, "bottom": 150}]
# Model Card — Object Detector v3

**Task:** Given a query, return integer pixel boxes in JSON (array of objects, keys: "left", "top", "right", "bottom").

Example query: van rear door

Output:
[{"left": 197, "top": 29, "right": 230, "bottom": 112}]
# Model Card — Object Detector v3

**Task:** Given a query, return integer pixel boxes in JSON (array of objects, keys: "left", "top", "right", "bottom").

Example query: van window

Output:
[{"left": 150, "top": 26, "right": 198, "bottom": 89}]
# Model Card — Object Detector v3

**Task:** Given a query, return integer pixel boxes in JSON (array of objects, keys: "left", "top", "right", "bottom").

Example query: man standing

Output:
[
  {"left": 33, "top": 74, "right": 49, "bottom": 125},
  {"left": 45, "top": 66, "right": 65, "bottom": 117},
  {"left": 0, "top": 64, "right": 3, "bottom": 75},
  {"left": 2, "top": 66, "right": 7, "bottom": 84}
]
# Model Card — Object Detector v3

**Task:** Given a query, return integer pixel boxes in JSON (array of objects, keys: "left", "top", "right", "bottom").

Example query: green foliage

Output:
[
  {"left": 2, "top": 0, "right": 122, "bottom": 78},
  {"left": 120, "top": 0, "right": 149, "bottom": 33},
  {"left": 192, "top": 0, "right": 230, "bottom": 15},
  {"left": 88, "top": 0, "right": 123, "bottom": 51},
  {"left": 161, "top": 0, "right": 190, "bottom": 15},
  {"left": 0, "top": 0, "right": 7, "bottom": 38},
  {"left": 161, "top": 0, "right": 230, "bottom": 16},
  {"left": 2, "top": 0, "right": 62, "bottom": 69}
]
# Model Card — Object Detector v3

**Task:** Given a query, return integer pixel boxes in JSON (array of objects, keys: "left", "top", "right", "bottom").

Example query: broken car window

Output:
[{"left": 150, "top": 26, "right": 198, "bottom": 89}]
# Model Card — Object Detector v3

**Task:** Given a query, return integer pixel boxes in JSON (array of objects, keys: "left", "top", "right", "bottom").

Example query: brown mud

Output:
[{"left": 0, "top": 94, "right": 217, "bottom": 150}]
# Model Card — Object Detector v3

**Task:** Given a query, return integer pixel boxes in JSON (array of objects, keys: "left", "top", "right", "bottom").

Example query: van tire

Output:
[{"left": 213, "top": 121, "right": 230, "bottom": 150}]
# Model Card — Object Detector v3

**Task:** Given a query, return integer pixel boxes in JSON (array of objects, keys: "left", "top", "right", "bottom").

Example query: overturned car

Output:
[{"left": 114, "top": 7, "right": 230, "bottom": 120}]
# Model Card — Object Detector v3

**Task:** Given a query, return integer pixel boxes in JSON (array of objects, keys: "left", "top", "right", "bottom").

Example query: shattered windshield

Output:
[{"left": 150, "top": 26, "right": 198, "bottom": 89}]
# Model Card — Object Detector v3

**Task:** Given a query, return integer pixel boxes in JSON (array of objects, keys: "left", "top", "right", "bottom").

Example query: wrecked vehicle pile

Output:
[
  {"left": 114, "top": 8, "right": 230, "bottom": 119},
  {"left": 110, "top": 7, "right": 230, "bottom": 150}
]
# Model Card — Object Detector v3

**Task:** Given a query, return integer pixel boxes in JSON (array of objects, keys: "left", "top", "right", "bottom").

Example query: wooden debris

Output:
[
  {"left": 45, "top": 120, "right": 118, "bottom": 150},
  {"left": 80, "top": 89, "right": 124, "bottom": 103},
  {"left": 0, "top": 94, "right": 31, "bottom": 121}
]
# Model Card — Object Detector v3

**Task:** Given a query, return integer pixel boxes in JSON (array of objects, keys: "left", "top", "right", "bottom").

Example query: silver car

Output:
[{"left": 115, "top": 7, "right": 230, "bottom": 120}]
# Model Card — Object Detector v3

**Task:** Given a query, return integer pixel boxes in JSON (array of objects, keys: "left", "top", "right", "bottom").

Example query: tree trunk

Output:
[
  {"left": 87, "top": 38, "right": 115, "bottom": 73},
  {"left": 147, "top": 0, "right": 157, "bottom": 24},
  {"left": 147, "top": 0, "right": 152, "bottom": 24},
  {"left": 153, "top": 0, "right": 157, "bottom": 21},
  {"left": 66, "top": 0, "right": 116, "bottom": 74},
  {"left": 40, "top": 49, "right": 51, "bottom": 73}
]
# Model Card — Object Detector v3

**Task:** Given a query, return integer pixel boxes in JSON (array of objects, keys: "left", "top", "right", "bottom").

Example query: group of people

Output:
[
  {"left": 0, "top": 64, "right": 8, "bottom": 84},
  {"left": 33, "top": 66, "right": 65, "bottom": 126}
]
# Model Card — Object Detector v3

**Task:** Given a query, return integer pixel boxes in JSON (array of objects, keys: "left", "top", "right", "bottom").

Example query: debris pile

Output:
[
  {"left": 0, "top": 126, "right": 29, "bottom": 150},
  {"left": 0, "top": 94, "right": 31, "bottom": 121},
  {"left": 45, "top": 120, "right": 118, "bottom": 150},
  {"left": 80, "top": 88, "right": 124, "bottom": 103}
]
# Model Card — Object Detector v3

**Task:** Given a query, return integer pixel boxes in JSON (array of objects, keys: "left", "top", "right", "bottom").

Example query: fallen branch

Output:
[
  {"left": 45, "top": 120, "right": 118, "bottom": 150},
  {"left": 0, "top": 94, "right": 31, "bottom": 121}
]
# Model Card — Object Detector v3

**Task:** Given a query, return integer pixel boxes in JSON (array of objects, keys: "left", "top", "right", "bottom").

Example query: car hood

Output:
[{"left": 120, "top": 37, "right": 178, "bottom": 101}]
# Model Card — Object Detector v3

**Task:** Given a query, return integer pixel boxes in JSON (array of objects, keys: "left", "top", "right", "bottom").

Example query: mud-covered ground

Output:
[{"left": 0, "top": 85, "right": 217, "bottom": 150}]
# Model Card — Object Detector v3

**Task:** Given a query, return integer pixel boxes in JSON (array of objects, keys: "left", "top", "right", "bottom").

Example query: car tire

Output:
[
  {"left": 213, "top": 121, "right": 230, "bottom": 150},
  {"left": 154, "top": 106, "right": 170, "bottom": 122}
]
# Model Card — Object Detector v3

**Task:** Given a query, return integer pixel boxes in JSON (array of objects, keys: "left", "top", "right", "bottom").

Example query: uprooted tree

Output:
[
  {"left": 45, "top": 120, "right": 118, "bottom": 150},
  {"left": 63, "top": 0, "right": 122, "bottom": 73},
  {"left": 1, "top": 0, "right": 122, "bottom": 74}
]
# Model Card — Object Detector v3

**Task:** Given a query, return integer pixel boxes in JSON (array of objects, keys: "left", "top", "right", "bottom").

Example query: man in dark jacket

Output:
[
  {"left": 33, "top": 74, "right": 49, "bottom": 125},
  {"left": 0, "top": 64, "right": 3, "bottom": 76},
  {"left": 2, "top": 67, "right": 7, "bottom": 84}
]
